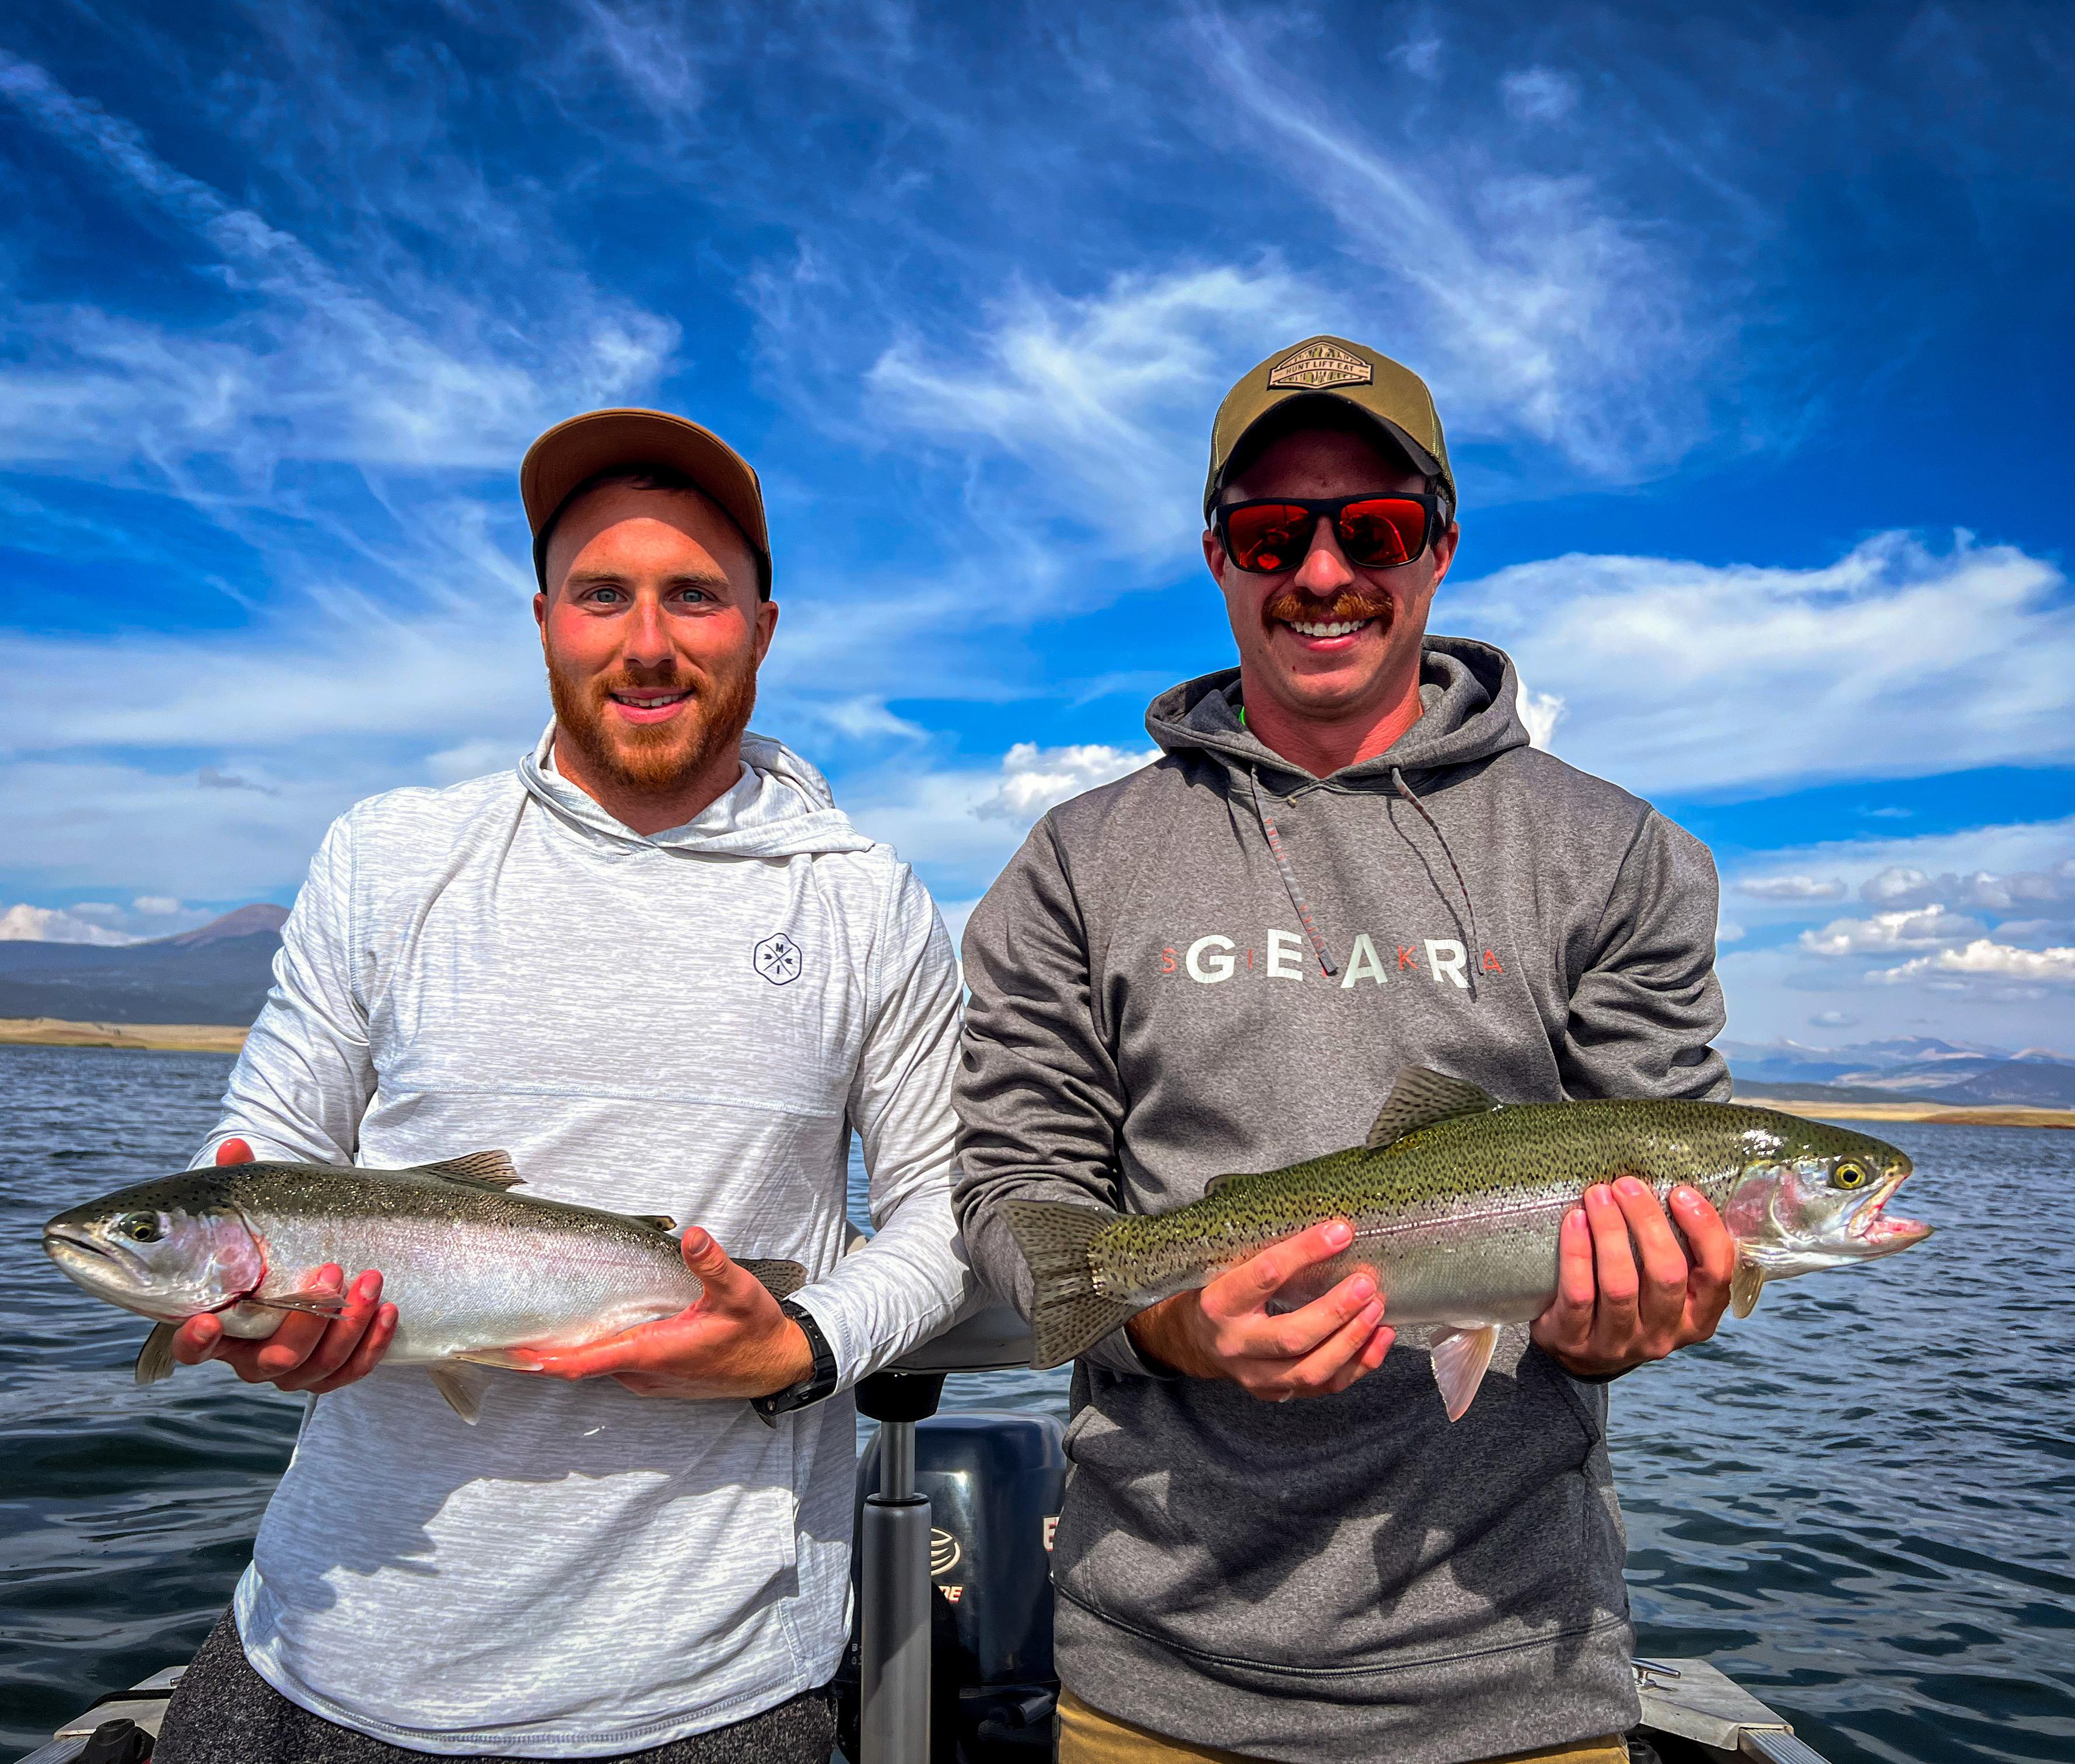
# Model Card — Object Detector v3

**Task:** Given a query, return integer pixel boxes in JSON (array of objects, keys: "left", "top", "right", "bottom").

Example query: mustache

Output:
[{"left": 1260, "top": 585, "right": 1397, "bottom": 628}]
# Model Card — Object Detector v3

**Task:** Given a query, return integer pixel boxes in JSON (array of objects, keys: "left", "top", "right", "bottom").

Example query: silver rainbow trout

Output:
[
  {"left": 41, "top": 1151, "right": 805, "bottom": 1423},
  {"left": 1005, "top": 1068, "right": 1931, "bottom": 1419}
]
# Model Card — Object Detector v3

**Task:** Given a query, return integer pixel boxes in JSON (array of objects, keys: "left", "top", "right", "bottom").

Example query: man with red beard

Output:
[
  {"left": 152, "top": 411, "right": 971, "bottom": 1763},
  {"left": 955, "top": 339, "right": 1735, "bottom": 1764}
]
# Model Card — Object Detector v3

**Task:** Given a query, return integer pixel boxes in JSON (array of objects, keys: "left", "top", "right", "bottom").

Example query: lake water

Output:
[{"left": 1, "top": 1044, "right": 2069, "bottom": 1763}]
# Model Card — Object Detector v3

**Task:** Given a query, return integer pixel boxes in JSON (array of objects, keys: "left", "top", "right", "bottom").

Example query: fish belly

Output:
[
  {"left": 248, "top": 1213, "right": 702, "bottom": 1365},
  {"left": 1268, "top": 1200, "right": 1570, "bottom": 1328}
]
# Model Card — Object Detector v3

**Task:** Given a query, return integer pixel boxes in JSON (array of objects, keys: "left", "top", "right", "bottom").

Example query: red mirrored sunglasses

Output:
[{"left": 1215, "top": 491, "right": 1441, "bottom": 575}]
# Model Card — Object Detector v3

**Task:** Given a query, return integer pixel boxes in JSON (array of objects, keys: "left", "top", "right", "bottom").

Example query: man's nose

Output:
[
  {"left": 1293, "top": 518, "right": 1354, "bottom": 594},
  {"left": 621, "top": 594, "right": 673, "bottom": 666}
]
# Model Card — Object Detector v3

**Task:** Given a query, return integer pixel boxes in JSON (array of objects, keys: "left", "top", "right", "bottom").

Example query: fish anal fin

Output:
[
  {"left": 623, "top": 1213, "right": 679, "bottom": 1233},
  {"left": 1429, "top": 1324, "right": 1501, "bottom": 1423},
  {"left": 1366, "top": 1068, "right": 1501, "bottom": 1150},
  {"left": 136, "top": 1323, "right": 179, "bottom": 1387},
  {"left": 741, "top": 1259, "right": 809, "bottom": 1301},
  {"left": 260, "top": 1287, "right": 351, "bottom": 1318},
  {"left": 1731, "top": 1260, "right": 1766, "bottom": 1319},
  {"left": 428, "top": 1364, "right": 485, "bottom": 1424},
  {"left": 412, "top": 1150, "right": 523, "bottom": 1191}
]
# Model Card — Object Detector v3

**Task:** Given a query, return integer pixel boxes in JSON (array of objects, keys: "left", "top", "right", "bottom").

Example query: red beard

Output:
[{"left": 546, "top": 650, "right": 758, "bottom": 797}]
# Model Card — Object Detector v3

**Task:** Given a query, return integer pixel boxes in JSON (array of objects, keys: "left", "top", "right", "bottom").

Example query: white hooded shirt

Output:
[{"left": 198, "top": 728, "right": 971, "bottom": 1755}]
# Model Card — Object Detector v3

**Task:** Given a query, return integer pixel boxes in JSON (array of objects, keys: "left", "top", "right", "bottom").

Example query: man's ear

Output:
[
  {"left": 1427, "top": 522, "right": 1460, "bottom": 591},
  {"left": 1202, "top": 527, "right": 1226, "bottom": 583},
  {"left": 533, "top": 589, "right": 548, "bottom": 635},
  {"left": 753, "top": 597, "right": 779, "bottom": 663}
]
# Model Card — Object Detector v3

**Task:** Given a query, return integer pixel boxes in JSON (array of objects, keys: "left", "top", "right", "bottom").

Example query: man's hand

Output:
[
  {"left": 1125, "top": 1219, "right": 1392, "bottom": 1402},
  {"left": 171, "top": 1138, "right": 398, "bottom": 1392},
  {"left": 508, "top": 1228, "right": 816, "bottom": 1400},
  {"left": 1531, "top": 1178, "right": 1735, "bottom": 1378}
]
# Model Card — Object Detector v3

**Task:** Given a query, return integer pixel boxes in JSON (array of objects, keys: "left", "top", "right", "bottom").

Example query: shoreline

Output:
[
  {"left": 0, "top": 1017, "right": 248, "bottom": 1054},
  {"left": 1738, "top": 1094, "right": 2075, "bottom": 1130}
]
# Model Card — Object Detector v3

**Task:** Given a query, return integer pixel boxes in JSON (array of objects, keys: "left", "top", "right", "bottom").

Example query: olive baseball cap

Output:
[
  {"left": 1203, "top": 335, "right": 1455, "bottom": 521},
  {"left": 520, "top": 408, "right": 772, "bottom": 596}
]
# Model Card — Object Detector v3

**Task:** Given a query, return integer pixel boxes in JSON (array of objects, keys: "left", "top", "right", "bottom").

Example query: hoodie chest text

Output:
[{"left": 1155, "top": 928, "right": 1506, "bottom": 989}]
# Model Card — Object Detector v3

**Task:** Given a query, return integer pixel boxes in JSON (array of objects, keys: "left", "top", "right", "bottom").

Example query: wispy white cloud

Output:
[
  {"left": 0, "top": 49, "right": 674, "bottom": 481},
  {"left": 1461, "top": 533, "right": 2075, "bottom": 795},
  {"left": 869, "top": 265, "right": 1324, "bottom": 556},
  {"left": 1740, "top": 874, "right": 1847, "bottom": 901}
]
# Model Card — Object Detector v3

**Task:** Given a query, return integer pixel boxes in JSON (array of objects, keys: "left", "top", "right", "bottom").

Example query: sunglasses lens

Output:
[
  {"left": 1336, "top": 499, "right": 1425, "bottom": 567},
  {"left": 1223, "top": 504, "right": 1313, "bottom": 573}
]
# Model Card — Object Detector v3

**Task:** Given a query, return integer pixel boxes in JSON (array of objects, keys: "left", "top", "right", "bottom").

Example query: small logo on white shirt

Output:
[{"left": 753, "top": 933, "right": 803, "bottom": 986}]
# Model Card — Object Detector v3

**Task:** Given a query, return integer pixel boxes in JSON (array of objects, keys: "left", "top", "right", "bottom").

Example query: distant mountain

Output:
[
  {"left": 1724, "top": 1034, "right": 2075, "bottom": 1109},
  {"left": 0, "top": 905, "right": 286, "bottom": 1026}
]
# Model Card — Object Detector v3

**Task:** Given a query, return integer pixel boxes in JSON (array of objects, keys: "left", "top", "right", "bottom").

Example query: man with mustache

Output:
[
  {"left": 955, "top": 338, "right": 1735, "bottom": 1763},
  {"left": 152, "top": 411, "right": 971, "bottom": 1763}
]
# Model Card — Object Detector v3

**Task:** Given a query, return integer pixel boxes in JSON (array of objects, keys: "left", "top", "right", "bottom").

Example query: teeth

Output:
[
  {"left": 1285, "top": 619, "right": 1370, "bottom": 638},
  {"left": 613, "top": 693, "right": 687, "bottom": 706}
]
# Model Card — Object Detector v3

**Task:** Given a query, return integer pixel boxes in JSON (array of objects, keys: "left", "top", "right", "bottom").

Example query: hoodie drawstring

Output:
[
  {"left": 1250, "top": 768, "right": 1339, "bottom": 979},
  {"left": 1391, "top": 766, "right": 1479, "bottom": 970}
]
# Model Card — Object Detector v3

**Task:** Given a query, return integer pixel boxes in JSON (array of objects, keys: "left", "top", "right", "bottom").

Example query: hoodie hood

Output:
[
  {"left": 1144, "top": 635, "right": 1531, "bottom": 789},
  {"left": 518, "top": 722, "right": 878, "bottom": 859}
]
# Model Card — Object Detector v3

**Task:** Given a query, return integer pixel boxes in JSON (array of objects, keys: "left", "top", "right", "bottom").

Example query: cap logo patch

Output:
[{"left": 1266, "top": 341, "right": 1373, "bottom": 390}]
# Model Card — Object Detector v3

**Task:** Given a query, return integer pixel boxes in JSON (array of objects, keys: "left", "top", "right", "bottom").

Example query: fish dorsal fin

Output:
[
  {"left": 1366, "top": 1069, "right": 1500, "bottom": 1150},
  {"left": 622, "top": 1213, "right": 678, "bottom": 1233},
  {"left": 1203, "top": 1171, "right": 1265, "bottom": 1196},
  {"left": 411, "top": 1150, "right": 522, "bottom": 1191}
]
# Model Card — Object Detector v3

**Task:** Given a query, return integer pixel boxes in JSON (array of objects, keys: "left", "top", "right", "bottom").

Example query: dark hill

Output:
[{"left": 0, "top": 905, "right": 286, "bottom": 1025}]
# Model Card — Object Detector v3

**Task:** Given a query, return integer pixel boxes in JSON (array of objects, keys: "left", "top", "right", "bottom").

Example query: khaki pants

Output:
[{"left": 1057, "top": 1688, "right": 1629, "bottom": 1764}]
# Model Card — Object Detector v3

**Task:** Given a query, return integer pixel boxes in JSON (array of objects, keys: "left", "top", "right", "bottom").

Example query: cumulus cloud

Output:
[
  {"left": 1859, "top": 859, "right": 2075, "bottom": 912},
  {"left": 1739, "top": 874, "right": 1847, "bottom": 901},
  {"left": 973, "top": 743, "right": 1160, "bottom": 821},
  {"left": 1871, "top": 940, "right": 2075, "bottom": 986},
  {"left": 1459, "top": 533, "right": 2075, "bottom": 795},
  {"left": 0, "top": 903, "right": 142, "bottom": 945},
  {"left": 1801, "top": 904, "right": 1986, "bottom": 956}
]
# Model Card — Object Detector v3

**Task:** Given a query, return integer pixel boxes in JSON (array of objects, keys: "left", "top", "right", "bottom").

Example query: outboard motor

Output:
[{"left": 835, "top": 1305, "right": 1065, "bottom": 1764}]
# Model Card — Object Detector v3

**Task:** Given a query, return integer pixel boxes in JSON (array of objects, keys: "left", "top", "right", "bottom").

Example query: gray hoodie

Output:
[{"left": 953, "top": 638, "right": 1728, "bottom": 1764}]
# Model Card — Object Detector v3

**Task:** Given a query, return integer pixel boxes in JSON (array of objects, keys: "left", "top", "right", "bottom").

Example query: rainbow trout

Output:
[
  {"left": 1005, "top": 1068, "right": 1931, "bottom": 1419},
  {"left": 42, "top": 1152, "right": 805, "bottom": 1423}
]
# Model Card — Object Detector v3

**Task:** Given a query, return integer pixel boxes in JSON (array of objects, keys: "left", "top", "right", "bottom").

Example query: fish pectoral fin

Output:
[
  {"left": 1366, "top": 1069, "right": 1502, "bottom": 1150},
  {"left": 428, "top": 1365, "right": 486, "bottom": 1424},
  {"left": 1730, "top": 1260, "right": 1766, "bottom": 1319},
  {"left": 741, "top": 1259, "right": 809, "bottom": 1301},
  {"left": 135, "top": 1323, "right": 179, "bottom": 1387},
  {"left": 260, "top": 1287, "right": 352, "bottom": 1318},
  {"left": 411, "top": 1150, "right": 523, "bottom": 1191},
  {"left": 1428, "top": 1324, "right": 1501, "bottom": 1423}
]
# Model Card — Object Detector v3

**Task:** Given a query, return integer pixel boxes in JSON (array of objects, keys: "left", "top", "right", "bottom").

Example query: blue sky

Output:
[{"left": 2, "top": 0, "right": 2072, "bottom": 1050}]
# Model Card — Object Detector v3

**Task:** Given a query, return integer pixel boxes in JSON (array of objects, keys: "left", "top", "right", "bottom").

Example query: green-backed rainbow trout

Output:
[
  {"left": 41, "top": 1152, "right": 806, "bottom": 1423},
  {"left": 1005, "top": 1068, "right": 1931, "bottom": 1419}
]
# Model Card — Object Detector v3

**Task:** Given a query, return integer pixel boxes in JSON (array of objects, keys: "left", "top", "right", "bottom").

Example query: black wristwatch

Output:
[{"left": 751, "top": 1300, "right": 840, "bottom": 1424}]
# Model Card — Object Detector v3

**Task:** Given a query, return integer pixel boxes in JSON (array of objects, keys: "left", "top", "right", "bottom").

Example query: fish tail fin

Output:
[
  {"left": 135, "top": 1322, "right": 179, "bottom": 1387},
  {"left": 1004, "top": 1199, "right": 1138, "bottom": 1370},
  {"left": 741, "top": 1259, "right": 809, "bottom": 1301}
]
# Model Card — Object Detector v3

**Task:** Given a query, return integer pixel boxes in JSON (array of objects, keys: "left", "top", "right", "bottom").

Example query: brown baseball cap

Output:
[
  {"left": 1203, "top": 335, "right": 1455, "bottom": 521},
  {"left": 520, "top": 408, "right": 772, "bottom": 596}
]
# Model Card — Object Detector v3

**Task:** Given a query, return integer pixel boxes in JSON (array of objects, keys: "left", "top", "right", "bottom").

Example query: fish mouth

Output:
[
  {"left": 43, "top": 1226, "right": 143, "bottom": 1287},
  {"left": 1851, "top": 1177, "right": 1932, "bottom": 1255}
]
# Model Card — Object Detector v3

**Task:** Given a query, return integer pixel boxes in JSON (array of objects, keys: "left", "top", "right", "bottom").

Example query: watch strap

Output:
[{"left": 751, "top": 1299, "right": 839, "bottom": 1423}]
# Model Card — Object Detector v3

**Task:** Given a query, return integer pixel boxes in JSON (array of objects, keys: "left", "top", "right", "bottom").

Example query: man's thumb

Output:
[
  {"left": 215, "top": 1138, "right": 256, "bottom": 1166},
  {"left": 678, "top": 1227, "right": 734, "bottom": 1283}
]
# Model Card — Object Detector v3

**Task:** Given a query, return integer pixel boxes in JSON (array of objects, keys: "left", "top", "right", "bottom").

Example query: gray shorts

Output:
[{"left": 153, "top": 1611, "right": 837, "bottom": 1764}]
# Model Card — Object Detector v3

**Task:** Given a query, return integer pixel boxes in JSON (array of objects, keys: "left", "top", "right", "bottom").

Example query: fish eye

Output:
[
  {"left": 1832, "top": 1163, "right": 1868, "bottom": 1190},
  {"left": 117, "top": 1212, "right": 163, "bottom": 1243}
]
